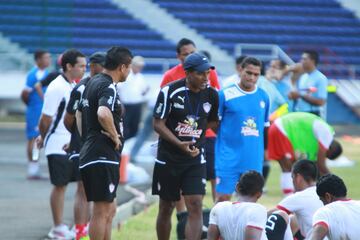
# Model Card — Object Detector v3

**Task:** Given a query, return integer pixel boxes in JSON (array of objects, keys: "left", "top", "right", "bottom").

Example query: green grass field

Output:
[{"left": 112, "top": 139, "right": 360, "bottom": 239}]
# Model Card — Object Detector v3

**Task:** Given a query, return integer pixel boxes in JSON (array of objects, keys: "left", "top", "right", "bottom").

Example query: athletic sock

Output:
[{"left": 280, "top": 172, "right": 294, "bottom": 195}]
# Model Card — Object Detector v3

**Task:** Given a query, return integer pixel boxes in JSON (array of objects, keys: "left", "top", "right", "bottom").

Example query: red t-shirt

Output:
[{"left": 160, "top": 64, "right": 220, "bottom": 137}]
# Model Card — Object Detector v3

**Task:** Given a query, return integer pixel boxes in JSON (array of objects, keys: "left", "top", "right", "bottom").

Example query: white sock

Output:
[
  {"left": 28, "top": 162, "right": 40, "bottom": 176},
  {"left": 280, "top": 172, "right": 294, "bottom": 195}
]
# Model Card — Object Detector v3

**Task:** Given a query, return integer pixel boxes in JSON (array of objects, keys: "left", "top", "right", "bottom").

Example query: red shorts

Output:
[{"left": 267, "top": 124, "right": 294, "bottom": 161}]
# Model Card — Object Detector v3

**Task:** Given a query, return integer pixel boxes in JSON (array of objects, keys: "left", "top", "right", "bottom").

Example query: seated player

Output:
[
  {"left": 310, "top": 174, "right": 360, "bottom": 240},
  {"left": 267, "top": 112, "right": 342, "bottom": 194},
  {"left": 268, "top": 160, "right": 323, "bottom": 239},
  {"left": 208, "top": 171, "right": 292, "bottom": 240}
]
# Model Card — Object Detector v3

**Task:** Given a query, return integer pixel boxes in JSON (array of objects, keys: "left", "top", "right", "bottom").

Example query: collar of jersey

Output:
[{"left": 234, "top": 82, "right": 258, "bottom": 95}]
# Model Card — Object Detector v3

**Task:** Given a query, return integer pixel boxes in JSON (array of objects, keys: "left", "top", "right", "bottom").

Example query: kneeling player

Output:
[{"left": 208, "top": 171, "right": 292, "bottom": 240}]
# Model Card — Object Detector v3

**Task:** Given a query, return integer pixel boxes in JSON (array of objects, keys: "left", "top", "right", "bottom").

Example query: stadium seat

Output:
[
  {"left": 0, "top": 0, "right": 176, "bottom": 73},
  {"left": 154, "top": 0, "right": 360, "bottom": 78}
]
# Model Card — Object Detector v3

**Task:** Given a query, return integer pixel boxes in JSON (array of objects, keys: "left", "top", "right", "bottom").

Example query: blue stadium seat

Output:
[
  {"left": 154, "top": 0, "right": 360, "bottom": 78},
  {"left": 0, "top": 0, "right": 176, "bottom": 73}
]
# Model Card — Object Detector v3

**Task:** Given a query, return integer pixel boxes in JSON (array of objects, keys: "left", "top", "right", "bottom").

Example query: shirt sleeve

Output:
[
  {"left": 209, "top": 203, "right": 220, "bottom": 225},
  {"left": 209, "top": 70, "right": 221, "bottom": 90},
  {"left": 312, "top": 208, "right": 330, "bottom": 230},
  {"left": 41, "top": 72, "right": 59, "bottom": 87},
  {"left": 98, "top": 83, "right": 117, "bottom": 111},
  {"left": 218, "top": 90, "right": 225, "bottom": 121},
  {"left": 207, "top": 88, "right": 219, "bottom": 122},
  {"left": 315, "top": 75, "right": 328, "bottom": 100},
  {"left": 264, "top": 93, "right": 270, "bottom": 127},
  {"left": 42, "top": 83, "right": 63, "bottom": 117},
  {"left": 153, "top": 86, "right": 171, "bottom": 119},
  {"left": 25, "top": 72, "right": 36, "bottom": 91},
  {"left": 247, "top": 205, "right": 267, "bottom": 230},
  {"left": 313, "top": 120, "right": 334, "bottom": 150},
  {"left": 66, "top": 86, "right": 81, "bottom": 115},
  {"left": 277, "top": 194, "right": 299, "bottom": 214}
]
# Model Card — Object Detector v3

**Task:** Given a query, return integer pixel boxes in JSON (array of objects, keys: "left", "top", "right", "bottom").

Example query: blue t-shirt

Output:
[
  {"left": 296, "top": 69, "right": 328, "bottom": 112},
  {"left": 215, "top": 83, "right": 270, "bottom": 174},
  {"left": 25, "top": 67, "right": 48, "bottom": 108},
  {"left": 274, "top": 75, "right": 293, "bottom": 111},
  {"left": 257, "top": 76, "right": 286, "bottom": 114}
]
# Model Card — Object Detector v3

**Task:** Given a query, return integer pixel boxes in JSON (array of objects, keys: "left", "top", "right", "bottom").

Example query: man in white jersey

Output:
[
  {"left": 310, "top": 174, "right": 360, "bottom": 240},
  {"left": 38, "top": 49, "right": 87, "bottom": 239},
  {"left": 208, "top": 171, "right": 291, "bottom": 240},
  {"left": 269, "top": 160, "right": 323, "bottom": 239}
]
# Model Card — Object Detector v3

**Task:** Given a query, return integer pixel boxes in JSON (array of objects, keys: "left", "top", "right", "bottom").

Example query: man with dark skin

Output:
[
  {"left": 310, "top": 174, "right": 360, "bottom": 240},
  {"left": 153, "top": 53, "right": 219, "bottom": 240}
]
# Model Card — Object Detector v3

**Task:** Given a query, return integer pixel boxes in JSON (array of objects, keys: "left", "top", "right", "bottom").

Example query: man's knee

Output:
[
  {"left": 266, "top": 210, "right": 289, "bottom": 240},
  {"left": 158, "top": 200, "right": 176, "bottom": 218},
  {"left": 184, "top": 196, "right": 202, "bottom": 215},
  {"left": 53, "top": 185, "right": 67, "bottom": 193},
  {"left": 273, "top": 210, "right": 289, "bottom": 224}
]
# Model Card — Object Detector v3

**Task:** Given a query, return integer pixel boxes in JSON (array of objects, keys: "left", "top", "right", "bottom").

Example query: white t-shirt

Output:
[
  {"left": 117, "top": 70, "right": 148, "bottom": 104},
  {"left": 42, "top": 74, "right": 73, "bottom": 156},
  {"left": 312, "top": 199, "right": 360, "bottom": 240},
  {"left": 209, "top": 201, "right": 268, "bottom": 240},
  {"left": 277, "top": 186, "right": 323, "bottom": 237}
]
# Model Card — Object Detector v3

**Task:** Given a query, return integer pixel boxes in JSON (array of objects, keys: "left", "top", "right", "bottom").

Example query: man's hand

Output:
[
  {"left": 62, "top": 143, "right": 70, "bottom": 153},
  {"left": 178, "top": 141, "right": 200, "bottom": 157},
  {"left": 35, "top": 136, "right": 44, "bottom": 148},
  {"left": 101, "top": 130, "right": 121, "bottom": 151},
  {"left": 288, "top": 91, "right": 301, "bottom": 100}
]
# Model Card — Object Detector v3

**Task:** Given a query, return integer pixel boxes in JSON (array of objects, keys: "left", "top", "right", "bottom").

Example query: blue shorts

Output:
[
  {"left": 216, "top": 171, "right": 243, "bottom": 195},
  {"left": 26, "top": 106, "right": 41, "bottom": 139}
]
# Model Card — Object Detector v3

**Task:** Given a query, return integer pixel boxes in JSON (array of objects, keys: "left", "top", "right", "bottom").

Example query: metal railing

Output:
[{"left": 234, "top": 43, "right": 295, "bottom": 65}]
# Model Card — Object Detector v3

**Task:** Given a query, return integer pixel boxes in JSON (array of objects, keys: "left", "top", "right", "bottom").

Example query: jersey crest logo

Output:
[
  {"left": 82, "top": 99, "right": 89, "bottom": 108},
  {"left": 175, "top": 115, "right": 202, "bottom": 138},
  {"left": 203, "top": 102, "right": 211, "bottom": 113},
  {"left": 156, "top": 103, "right": 163, "bottom": 114},
  {"left": 260, "top": 101, "right": 265, "bottom": 108},
  {"left": 241, "top": 117, "right": 259, "bottom": 136}
]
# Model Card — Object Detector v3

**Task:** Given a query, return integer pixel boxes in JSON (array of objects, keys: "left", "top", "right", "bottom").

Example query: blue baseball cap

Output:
[{"left": 183, "top": 53, "right": 215, "bottom": 72}]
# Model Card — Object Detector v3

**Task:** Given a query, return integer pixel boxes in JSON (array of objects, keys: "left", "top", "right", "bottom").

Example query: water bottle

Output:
[{"left": 32, "top": 141, "right": 40, "bottom": 161}]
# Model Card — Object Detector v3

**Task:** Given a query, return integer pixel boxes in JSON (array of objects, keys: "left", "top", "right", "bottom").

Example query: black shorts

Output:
[
  {"left": 152, "top": 161, "right": 206, "bottom": 201},
  {"left": 80, "top": 162, "right": 119, "bottom": 202},
  {"left": 205, "top": 137, "right": 216, "bottom": 180},
  {"left": 47, "top": 154, "right": 80, "bottom": 186},
  {"left": 265, "top": 213, "right": 287, "bottom": 240}
]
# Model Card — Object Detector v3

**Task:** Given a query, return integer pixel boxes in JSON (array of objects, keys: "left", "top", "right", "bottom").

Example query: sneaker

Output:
[
  {"left": 48, "top": 224, "right": 75, "bottom": 240},
  {"left": 27, "top": 174, "right": 48, "bottom": 180}
]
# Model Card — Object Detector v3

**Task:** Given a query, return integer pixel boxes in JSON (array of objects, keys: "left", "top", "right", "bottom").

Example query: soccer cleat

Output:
[{"left": 47, "top": 224, "right": 75, "bottom": 240}]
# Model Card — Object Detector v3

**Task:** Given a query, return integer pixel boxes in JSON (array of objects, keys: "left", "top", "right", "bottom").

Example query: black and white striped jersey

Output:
[{"left": 153, "top": 78, "right": 219, "bottom": 165}]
